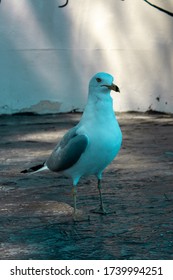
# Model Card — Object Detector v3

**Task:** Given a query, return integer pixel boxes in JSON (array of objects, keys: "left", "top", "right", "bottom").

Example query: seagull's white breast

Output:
[{"left": 64, "top": 99, "right": 122, "bottom": 184}]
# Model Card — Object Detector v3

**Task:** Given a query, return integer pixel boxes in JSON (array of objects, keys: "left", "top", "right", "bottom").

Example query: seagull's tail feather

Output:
[{"left": 21, "top": 163, "right": 48, "bottom": 174}]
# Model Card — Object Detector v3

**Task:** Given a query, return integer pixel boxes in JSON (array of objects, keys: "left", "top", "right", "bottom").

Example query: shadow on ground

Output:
[{"left": 0, "top": 112, "right": 173, "bottom": 259}]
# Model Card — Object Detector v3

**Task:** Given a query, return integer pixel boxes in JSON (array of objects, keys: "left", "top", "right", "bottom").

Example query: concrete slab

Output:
[{"left": 0, "top": 113, "right": 173, "bottom": 259}]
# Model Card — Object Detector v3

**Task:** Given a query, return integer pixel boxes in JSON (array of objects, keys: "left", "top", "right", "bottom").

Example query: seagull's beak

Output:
[
  {"left": 107, "top": 83, "right": 120, "bottom": 93},
  {"left": 103, "top": 83, "right": 120, "bottom": 93}
]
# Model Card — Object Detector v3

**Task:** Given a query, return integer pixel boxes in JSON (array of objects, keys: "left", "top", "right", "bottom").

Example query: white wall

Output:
[{"left": 0, "top": 0, "right": 173, "bottom": 114}]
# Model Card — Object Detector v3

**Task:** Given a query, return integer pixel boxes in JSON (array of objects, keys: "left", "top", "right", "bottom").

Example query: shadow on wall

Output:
[{"left": 0, "top": 0, "right": 87, "bottom": 114}]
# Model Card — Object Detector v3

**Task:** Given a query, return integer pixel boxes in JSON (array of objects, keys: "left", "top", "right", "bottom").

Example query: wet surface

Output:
[{"left": 0, "top": 112, "right": 173, "bottom": 259}]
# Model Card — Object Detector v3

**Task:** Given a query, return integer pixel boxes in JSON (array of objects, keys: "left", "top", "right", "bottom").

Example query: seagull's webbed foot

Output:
[
  {"left": 73, "top": 210, "right": 90, "bottom": 222},
  {"left": 90, "top": 206, "right": 108, "bottom": 215},
  {"left": 91, "top": 206, "right": 116, "bottom": 215}
]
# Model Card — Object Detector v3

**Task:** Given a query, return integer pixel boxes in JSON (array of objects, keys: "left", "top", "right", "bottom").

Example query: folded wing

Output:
[{"left": 46, "top": 126, "right": 89, "bottom": 172}]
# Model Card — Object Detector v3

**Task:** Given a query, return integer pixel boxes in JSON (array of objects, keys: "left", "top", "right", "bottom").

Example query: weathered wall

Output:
[{"left": 0, "top": 0, "right": 172, "bottom": 114}]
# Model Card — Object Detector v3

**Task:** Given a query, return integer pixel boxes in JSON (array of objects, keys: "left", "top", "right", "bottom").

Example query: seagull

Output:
[{"left": 21, "top": 72, "right": 122, "bottom": 218}]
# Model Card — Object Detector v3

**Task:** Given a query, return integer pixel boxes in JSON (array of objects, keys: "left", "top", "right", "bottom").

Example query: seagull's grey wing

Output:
[{"left": 46, "top": 126, "right": 89, "bottom": 172}]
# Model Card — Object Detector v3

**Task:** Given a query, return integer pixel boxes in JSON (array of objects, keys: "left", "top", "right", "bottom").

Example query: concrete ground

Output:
[{"left": 0, "top": 112, "right": 173, "bottom": 260}]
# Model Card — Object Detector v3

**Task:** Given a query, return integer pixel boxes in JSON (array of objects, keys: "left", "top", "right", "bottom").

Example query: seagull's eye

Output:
[{"left": 96, "top": 78, "right": 102, "bottom": 83}]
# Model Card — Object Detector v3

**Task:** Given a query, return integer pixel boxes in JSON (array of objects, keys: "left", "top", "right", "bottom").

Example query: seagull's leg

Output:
[
  {"left": 97, "top": 179, "right": 107, "bottom": 214},
  {"left": 72, "top": 186, "right": 77, "bottom": 217},
  {"left": 91, "top": 178, "right": 116, "bottom": 215},
  {"left": 91, "top": 178, "right": 107, "bottom": 214},
  {"left": 72, "top": 186, "right": 90, "bottom": 221}
]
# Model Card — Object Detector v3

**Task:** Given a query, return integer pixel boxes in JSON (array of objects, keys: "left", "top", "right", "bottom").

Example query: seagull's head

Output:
[{"left": 89, "top": 72, "right": 120, "bottom": 97}]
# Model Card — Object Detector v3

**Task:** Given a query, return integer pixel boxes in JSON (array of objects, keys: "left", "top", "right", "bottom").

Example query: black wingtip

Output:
[
  {"left": 21, "top": 163, "right": 45, "bottom": 174},
  {"left": 21, "top": 169, "right": 28, "bottom": 174}
]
